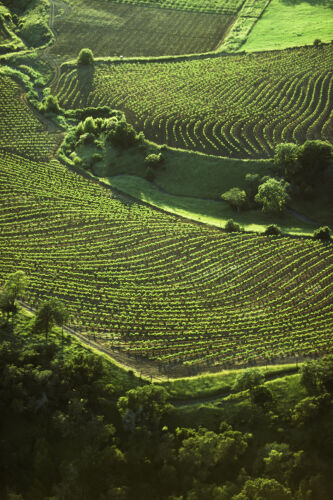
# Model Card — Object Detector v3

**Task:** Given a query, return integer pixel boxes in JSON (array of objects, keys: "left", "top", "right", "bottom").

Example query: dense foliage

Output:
[{"left": 1, "top": 312, "right": 333, "bottom": 499}]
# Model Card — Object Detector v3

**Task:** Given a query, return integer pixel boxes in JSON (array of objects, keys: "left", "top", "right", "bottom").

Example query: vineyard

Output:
[
  {"left": 50, "top": 0, "right": 235, "bottom": 58},
  {"left": 1, "top": 150, "right": 332, "bottom": 376},
  {"left": 55, "top": 44, "right": 333, "bottom": 158},
  {"left": 0, "top": 72, "right": 58, "bottom": 160}
]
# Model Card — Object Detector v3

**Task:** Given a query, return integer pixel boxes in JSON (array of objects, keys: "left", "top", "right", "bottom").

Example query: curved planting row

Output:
[
  {"left": 55, "top": 45, "right": 333, "bottom": 158},
  {"left": 1, "top": 151, "right": 332, "bottom": 375},
  {"left": 0, "top": 74, "right": 57, "bottom": 160}
]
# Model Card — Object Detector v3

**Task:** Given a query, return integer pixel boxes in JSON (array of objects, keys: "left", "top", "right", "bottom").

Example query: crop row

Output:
[
  {"left": 55, "top": 45, "right": 333, "bottom": 158},
  {"left": 0, "top": 73, "right": 57, "bottom": 160},
  {"left": 1, "top": 151, "right": 332, "bottom": 374}
]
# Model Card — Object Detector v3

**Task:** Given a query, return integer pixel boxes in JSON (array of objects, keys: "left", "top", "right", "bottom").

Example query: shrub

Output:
[
  {"left": 39, "top": 94, "right": 61, "bottom": 114},
  {"left": 77, "top": 48, "right": 94, "bottom": 65},
  {"left": 107, "top": 120, "right": 140, "bottom": 148},
  {"left": 264, "top": 224, "right": 281, "bottom": 236},
  {"left": 225, "top": 219, "right": 242, "bottom": 233},
  {"left": 145, "top": 153, "right": 163, "bottom": 168},
  {"left": 313, "top": 226, "right": 331, "bottom": 240},
  {"left": 313, "top": 38, "right": 322, "bottom": 47},
  {"left": 221, "top": 187, "right": 247, "bottom": 211}
]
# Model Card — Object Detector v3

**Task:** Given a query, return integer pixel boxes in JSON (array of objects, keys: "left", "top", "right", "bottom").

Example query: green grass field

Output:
[{"left": 243, "top": 0, "right": 333, "bottom": 52}]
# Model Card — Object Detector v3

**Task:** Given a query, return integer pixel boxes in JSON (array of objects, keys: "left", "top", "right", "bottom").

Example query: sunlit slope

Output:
[
  {"left": 242, "top": 0, "right": 333, "bottom": 52},
  {"left": 1, "top": 152, "right": 332, "bottom": 375},
  {"left": 55, "top": 45, "right": 333, "bottom": 158}
]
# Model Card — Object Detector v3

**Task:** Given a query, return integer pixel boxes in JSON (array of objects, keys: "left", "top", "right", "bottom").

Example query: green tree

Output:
[
  {"left": 34, "top": 298, "right": 68, "bottom": 340},
  {"left": 0, "top": 270, "right": 28, "bottom": 321},
  {"left": 225, "top": 219, "right": 242, "bottom": 233},
  {"left": 297, "top": 140, "right": 332, "bottom": 182},
  {"left": 250, "top": 385, "right": 273, "bottom": 408},
  {"left": 221, "top": 188, "right": 247, "bottom": 211},
  {"left": 77, "top": 48, "right": 94, "bottom": 65},
  {"left": 117, "top": 385, "right": 172, "bottom": 431},
  {"left": 39, "top": 95, "right": 61, "bottom": 114},
  {"left": 233, "top": 477, "right": 292, "bottom": 500},
  {"left": 313, "top": 226, "right": 331, "bottom": 240},
  {"left": 255, "top": 178, "right": 290, "bottom": 214},
  {"left": 233, "top": 368, "right": 264, "bottom": 392},
  {"left": 274, "top": 143, "right": 300, "bottom": 178},
  {"left": 145, "top": 152, "right": 163, "bottom": 168},
  {"left": 264, "top": 224, "right": 281, "bottom": 236},
  {"left": 245, "top": 173, "right": 261, "bottom": 201}
]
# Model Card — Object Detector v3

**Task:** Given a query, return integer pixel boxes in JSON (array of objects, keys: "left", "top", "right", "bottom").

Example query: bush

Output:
[
  {"left": 107, "top": 120, "right": 141, "bottom": 148},
  {"left": 221, "top": 187, "right": 247, "bottom": 211},
  {"left": 313, "top": 226, "right": 331, "bottom": 240},
  {"left": 225, "top": 219, "right": 242, "bottom": 233},
  {"left": 145, "top": 153, "right": 163, "bottom": 168},
  {"left": 264, "top": 224, "right": 281, "bottom": 236},
  {"left": 39, "top": 94, "right": 61, "bottom": 114},
  {"left": 77, "top": 48, "right": 94, "bottom": 65},
  {"left": 313, "top": 38, "right": 322, "bottom": 47}
]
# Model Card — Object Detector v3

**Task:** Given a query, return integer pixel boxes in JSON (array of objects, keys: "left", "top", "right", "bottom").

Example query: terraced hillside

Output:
[
  {"left": 55, "top": 44, "right": 333, "bottom": 158},
  {"left": 1, "top": 151, "right": 332, "bottom": 376},
  {"left": 50, "top": 0, "right": 235, "bottom": 58}
]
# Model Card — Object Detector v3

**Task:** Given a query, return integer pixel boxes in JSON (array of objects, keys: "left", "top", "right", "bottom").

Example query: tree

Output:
[
  {"left": 300, "top": 355, "right": 333, "bottom": 395},
  {"left": 221, "top": 188, "right": 247, "bottom": 211},
  {"left": 313, "top": 226, "right": 331, "bottom": 241},
  {"left": 233, "top": 477, "right": 292, "bottom": 500},
  {"left": 0, "top": 270, "right": 28, "bottom": 321},
  {"left": 250, "top": 385, "right": 273, "bottom": 408},
  {"left": 274, "top": 143, "right": 300, "bottom": 179},
  {"left": 233, "top": 369, "right": 265, "bottom": 392},
  {"left": 297, "top": 140, "right": 332, "bottom": 182},
  {"left": 225, "top": 219, "right": 242, "bottom": 233},
  {"left": 77, "top": 48, "right": 94, "bottom": 65},
  {"left": 117, "top": 385, "right": 172, "bottom": 431},
  {"left": 255, "top": 178, "right": 290, "bottom": 214},
  {"left": 39, "top": 95, "right": 61, "bottom": 114},
  {"left": 264, "top": 224, "right": 281, "bottom": 236},
  {"left": 34, "top": 298, "right": 68, "bottom": 340},
  {"left": 245, "top": 173, "right": 261, "bottom": 201},
  {"left": 145, "top": 153, "right": 163, "bottom": 168}
]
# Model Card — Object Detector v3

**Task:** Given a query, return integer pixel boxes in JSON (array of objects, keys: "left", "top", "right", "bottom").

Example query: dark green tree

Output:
[
  {"left": 77, "top": 48, "right": 94, "bottom": 65},
  {"left": 313, "top": 226, "right": 331, "bottom": 240},
  {"left": 255, "top": 178, "right": 290, "bottom": 214},
  {"left": 221, "top": 188, "right": 247, "bottom": 211},
  {"left": 0, "top": 270, "right": 28, "bottom": 321},
  {"left": 233, "top": 368, "right": 265, "bottom": 392},
  {"left": 34, "top": 298, "right": 68, "bottom": 340}
]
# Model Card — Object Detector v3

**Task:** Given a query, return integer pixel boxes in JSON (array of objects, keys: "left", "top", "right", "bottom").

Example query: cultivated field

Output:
[
  {"left": 50, "top": 0, "right": 235, "bottom": 58},
  {"left": 55, "top": 44, "right": 333, "bottom": 158},
  {"left": 1, "top": 148, "right": 332, "bottom": 376},
  {"left": 0, "top": 73, "right": 58, "bottom": 160}
]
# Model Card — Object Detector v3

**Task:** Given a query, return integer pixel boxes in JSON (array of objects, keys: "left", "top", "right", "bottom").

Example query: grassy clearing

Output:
[
  {"left": 243, "top": 0, "right": 333, "bottom": 52},
  {"left": 160, "top": 364, "right": 298, "bottom": 399},
  {"left": 51, "top": 0, "right": 235, "bottom": 59},
  {"left": 107, "top": 175, "right": 316, "bottom": 235}
]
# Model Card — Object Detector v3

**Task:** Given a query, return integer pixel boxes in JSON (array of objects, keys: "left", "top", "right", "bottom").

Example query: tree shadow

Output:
[{"left": 76, "top": 65, "right": 95, "bottom": 106}]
